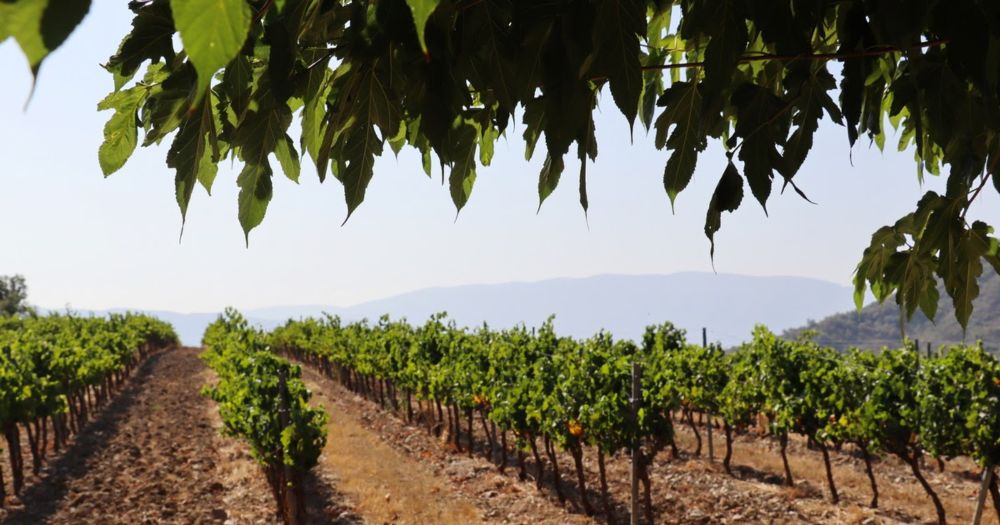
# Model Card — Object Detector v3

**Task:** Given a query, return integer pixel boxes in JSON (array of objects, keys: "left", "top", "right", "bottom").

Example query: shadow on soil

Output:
[
  {"left": 303, "top": 469, "right": 364, "bottom": 525},
  {"left": 1, "top": 352, "right": 162, "bottom": 525}
]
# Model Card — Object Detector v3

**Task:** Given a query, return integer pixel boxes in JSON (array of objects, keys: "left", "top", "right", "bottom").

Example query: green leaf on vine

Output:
[
  {"left": 405, "top": 0, "right": 440, "bottom": 54},
  {"left": 655, "top": 82, "right": 705, "bottom": 209},
  {"left": 170, "top": 0, "right": 250, "bottom": 98},
  {"left": 98, "top": 84, "right": 149, "bottom": 176},
  {"left": 237, "top": 162, "right": 273, "bottom": 243},
  {"left": 0, "top": 0, "right": 91, "bottom": 77},
  {"left": 705, "top": 162, "right": 744, "bottom": 258},
  {"left": 167, "top": 95, "right": 220, "bottom": 221}
]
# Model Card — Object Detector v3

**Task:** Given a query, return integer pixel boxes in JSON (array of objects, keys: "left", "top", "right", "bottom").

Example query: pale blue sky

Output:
[{"left": 2, "top": 4, "right": 998, "bottom": 313}]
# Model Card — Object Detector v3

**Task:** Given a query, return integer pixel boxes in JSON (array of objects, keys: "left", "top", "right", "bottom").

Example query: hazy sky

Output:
[{"left": 2, "top": 4, "right": 998, "bottom": 313}]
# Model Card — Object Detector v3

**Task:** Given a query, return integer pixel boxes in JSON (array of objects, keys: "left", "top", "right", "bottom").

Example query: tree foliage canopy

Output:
[
  {"left": 2, "top": 0, "right": 1000, "bottom": 329},
  {"left": 0, "top": 275, "right": 34, "bottom": 317}
]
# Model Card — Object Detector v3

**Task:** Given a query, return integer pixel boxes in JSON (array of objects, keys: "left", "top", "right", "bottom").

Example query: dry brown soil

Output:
[{"left": 0, "top": 348, "right": 281, "bottom": 525}]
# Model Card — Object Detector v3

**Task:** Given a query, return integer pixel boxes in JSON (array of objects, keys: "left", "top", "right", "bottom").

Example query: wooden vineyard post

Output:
[
  {"left": 926, "top": 341, "right": 931, "bottom": 357},
  {"left": 630, "top": 361, "right": 641, "bottom": 525},
  {"left": 703, "top": 328, "right": 714, "bottom": 463},
  {"left": 277, "top": 369, "right": 303, "bottom": 525},
  {"left": 973, "top": 466, "right": 994, "bottom": 525}
]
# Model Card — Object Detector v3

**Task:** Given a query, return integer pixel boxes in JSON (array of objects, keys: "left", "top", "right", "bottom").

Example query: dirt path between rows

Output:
[
  {"left": 302, "top": 370, "right": 485, "bottom": 525},
  {"left": 0, "top": 348, "right": 280, "bottom": 525}
]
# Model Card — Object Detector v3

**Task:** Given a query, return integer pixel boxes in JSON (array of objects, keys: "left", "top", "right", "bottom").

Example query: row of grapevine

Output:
[
  {"left": 0, "top": 312, "right": 177, "bottom": 505},
  {"left": 269, "top": 313, "right": 1000, "bottom": 525},
  {"left": 200, "top": 309, "right": 327, "bottom": 525}
]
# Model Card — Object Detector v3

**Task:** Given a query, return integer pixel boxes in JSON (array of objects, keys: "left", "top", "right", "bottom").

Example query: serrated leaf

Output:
[
  {"left": 638, "top": 50, "right": 666, "bottom": 131},
  {"left": 171, "top": 0, "right": 251, "bottom": 97},
  {"left": 142, "top": 66, "right": 196, "bottom": 146},
  {"left": 301, "top": 60, "right": 331, "bottom": 167},
  {"left": 463, "top": 1, "right": 516, "bottom": 113},
  {"left": 537, "top": 154, "right": 565, "bottom": 210},
  {"left": 222, "top": 54, "right": 253, "bottom": 123},
  {"left": 405, "top": 0, "right": 440, "bottom": 54},
  {"left": 705, "top": 162, "right": 744, "bottom": 258},
  {"left": 942, "top": 221, "right": 997, "bottom": 329},
  {"left": 1, "top": 0, "right": 91, "bottom": 77},
  {"left": 522, "top": 98, "right": 546, "bottom": 161},
  {"left": 106, "top": 0, "right": 175, "bottom": 83},
  {"left": 785, "top": 69, "right": 838, "bottom": 177},
  {"left": 97, "top": 86, "right": 149, "bottom": 176},
  {"left": 448, "top": 124, "right": 479, "bottom": 213},
  {"left": 167, "top": 95, "right": 219, "bottom": 221},
  {"left": 731, "top": 83, "right": 787, "bottom": 211},
  {"left": 237, "top": 162, "right": 273, "bottom": 244},
  {"left": 701, "top": 1, "right": 747, "bottom": 110},
  {"left": 233, "top": 97, "right": 293, "bottom": 175},
  {"left": 590, "top": 0, "right": 643, "bottom": 128},
  {"left": 274, "top": 134, "right": 300, "bottom": 183},
  {"left": 654, "top": 82, "right": 705, "bottom": 208},
  {"left": 333, "top": 64, "right": 396, "bottom": 220}
]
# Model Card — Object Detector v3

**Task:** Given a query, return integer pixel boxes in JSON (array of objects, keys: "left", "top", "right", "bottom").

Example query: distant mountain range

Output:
[
  {"left": 50, "top": 273, "right": 856, "bottom": 347},
  {"left": 785, "top": 271, "right": 1000, "bottom": 352}
]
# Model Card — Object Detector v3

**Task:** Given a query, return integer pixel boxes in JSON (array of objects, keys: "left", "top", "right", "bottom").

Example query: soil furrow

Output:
[{"left": 1, "top": 348, "right": 278, "bottom": 525}]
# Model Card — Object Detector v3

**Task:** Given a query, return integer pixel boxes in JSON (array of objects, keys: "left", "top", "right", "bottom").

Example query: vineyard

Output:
[
  {"left": 0, "top": 313, "right": 177, "bottom": 509},
  {"left": 201, "top": 310, "right": 328, "bottom": 524},
  {"left": 268, "top": 313, "right": 1000, "bottom": 525},
  {"left": 1, "top": 310, "right": 999, "bottom": 524}
]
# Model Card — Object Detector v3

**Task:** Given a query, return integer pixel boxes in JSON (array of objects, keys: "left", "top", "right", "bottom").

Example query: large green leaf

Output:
[
  {"left": 731, "top": 83, "right": 788, "bottom": 211},
  {"left": 331, "top": 64, "right": 397, "bottom": 221},
  {"left": 237, "top": 162, "right": 273, "bottom": 244},
  {"left": 1, "top": 0, "right": 91, "bottom": 77},
  {"left": 537, "top": 154, "right": 565, "bottom": 210},
  {"left": 704, "top": 162, "right": 744, "bottom": 258},
  {"left": 405, "top": 0, "right": 440, "bottom": 54},
  {"left": 300, "top": 58, "right": 332, "bottom": 168},
  {"left": 273, "top": 134, "right": 301, "bottom": 183},
  {"left": 447, "top": 123, "right": 479, "bottom": 213},
  {"left": 589, "top": 0, "right": 643, "bottom": 128},
  {"left": 167, "top": 96, "right": 220, "bottom": 221},
  {"left": 700, "top": 0, "right": 747, "bottom": 110},
  {"left": 171, "top": 0, "right": 251, "bottom": 96},
  {"left": 97, "top": 85, "right": 152, "bottom": 176},
  {"left": 105, "top": 0, "right": 175, "bottom": 89},
  {"left": 784, "top": 69, "right": 840, "bottom": 177},
  {"left": 655, "top": 82, "right": 705, "bottom": 208},
  {"left": 942, "top": 221, "right": 999, "bottom": 329}
]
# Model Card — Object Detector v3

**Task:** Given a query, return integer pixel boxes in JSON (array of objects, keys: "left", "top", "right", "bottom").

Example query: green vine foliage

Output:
[
  {"left": 271, "top": 314, "right": 1000, "bottom": 523},
  {"left": 3, "top": 0, "right": 1000, "bottom": 327},
  {"left": 201, "top": 308, "right": 328, "bottom": 520}
]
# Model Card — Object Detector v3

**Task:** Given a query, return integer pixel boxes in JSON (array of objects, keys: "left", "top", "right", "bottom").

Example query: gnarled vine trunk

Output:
[
  {"left": 597, "top": 449, "right": 614, "bottom": 525},
  {"left": 569, "top": 442, "right": 593, "bottom": 515},
  {"left": 858, "top": 443, "right": 879, "bottom": 508},
  {"left": 816, "top": 438, "right": 839, "bottom": 503},
  {"left": 723, "top": 422, "right": 734, "bottom": 475},
  {"left": 4, "top": 423, "right": 24, "bottom": 495},
  {"left": 686, "top": 409, "right": 702, "bottom": 456},
  {"left": 529, "top": 434, "right": 544, "bottom": 489},
  {"left": 904, "top": 453, "right": 946, "bottom": 525},
  {"left": 543, "top": 435, "right": 565, "bottom": 504},
  {"left": 779, "top": 431, "right": 793, "bottom": 486}
]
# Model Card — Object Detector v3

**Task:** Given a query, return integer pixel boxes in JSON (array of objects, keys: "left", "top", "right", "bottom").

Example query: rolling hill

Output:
[{"left": 62, "top": 273, "right": 855, "bottom": 346}]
